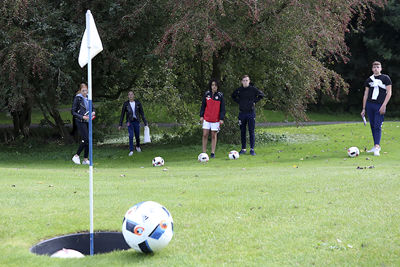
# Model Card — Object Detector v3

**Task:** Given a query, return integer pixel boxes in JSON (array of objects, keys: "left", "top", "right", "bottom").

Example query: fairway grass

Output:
[{"left": 1, "top": 123, "right": 399, "bottom": 266}]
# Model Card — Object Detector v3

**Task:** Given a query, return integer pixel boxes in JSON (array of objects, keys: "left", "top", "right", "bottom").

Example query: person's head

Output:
[
  {"left": 209, "top": 79, "right": 219, "bottom": 93},
  {"left": 80, "top": 83, "right": 88, "bottom": 97},
  {"left": 128, "top": 91, "right": 135, "bottom": 101},
  {"left": 372, "top": 61, "right": 382, "bottom": 75},
  {"left": 241, "top": 75, "right": 250, "bottom": 88}
]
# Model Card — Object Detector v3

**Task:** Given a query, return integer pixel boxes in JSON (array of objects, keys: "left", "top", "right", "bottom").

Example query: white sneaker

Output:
[
  {"left": 136, "top": 147, "right": 141, "bottom": 152},
  {"left": 367, "top": 147, "right": 375, "bottom": 153},
  {"left": 82, "top": 160, "right": 90, "bottom": 165},
  {"left": 72, "top": 155, "right": 81, "bottom": 165},
  {"left": 374, "top": 149, "right": 380, "bottom": 156},
  {"left": 128, "top": 151, "right": 134, "bottom": 156}
]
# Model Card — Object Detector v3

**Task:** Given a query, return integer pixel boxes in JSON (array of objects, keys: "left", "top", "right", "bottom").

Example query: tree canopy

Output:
[{"left": 0, "top": 0, "right": 391, "bottom": 140}]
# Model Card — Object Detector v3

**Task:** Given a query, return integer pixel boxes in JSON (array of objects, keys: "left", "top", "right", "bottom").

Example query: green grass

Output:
[{"left": 1, "top": 123, "right": 400, "bottom": 266}]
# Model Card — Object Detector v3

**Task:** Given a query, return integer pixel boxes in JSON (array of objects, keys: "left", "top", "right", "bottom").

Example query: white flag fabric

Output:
[{"left": 78, "top": 12, "right": 103, "bottom": 68}]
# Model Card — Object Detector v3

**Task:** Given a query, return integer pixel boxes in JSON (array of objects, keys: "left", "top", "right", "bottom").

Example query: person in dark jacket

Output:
[
  {"left": 231, "top": 75, "right": 265, "bottom": 156},
  {"left": 71, "top": 83, "right": 95, "bottom": 164},
  {"left": 119, "top": 91, "right": 148, "bottom": 156},
  {"left": 200, "top": 79, "right": 226, "bottom": 158}
]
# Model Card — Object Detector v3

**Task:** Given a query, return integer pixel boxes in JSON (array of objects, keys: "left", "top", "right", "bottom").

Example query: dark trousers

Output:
[
  {"left": 127, "top": 120, "right": 140, "bottom": 151},
  {"left": 238, "top": 112, "right": 256, "bottom": 150},
  {"left": 76, "top": 120, "right": 89, "bottom": 158},
  {"left": 366, "top": 102, "right": 384, "bottom": 145}
]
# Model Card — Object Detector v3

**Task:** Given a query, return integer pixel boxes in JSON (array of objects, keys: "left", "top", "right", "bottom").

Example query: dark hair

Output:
[
  {"left": 372, "top": 61, "right": 381, "bottom": 67},
  {"left": 208, "top": 79, "right": 219, "bottom": 90},
  {"left": 242, "top": 75, "right": 250, "bottom": 80}
]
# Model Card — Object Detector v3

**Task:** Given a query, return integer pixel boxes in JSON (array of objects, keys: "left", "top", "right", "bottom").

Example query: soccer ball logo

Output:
[
  {"left": 347, "top": 147, "right": 360, "bottom": 157},
  {"left": 228, "top": 150, "right": 239, "bottom": 160},
  {"left": 152, "top": 157, "right": 164, "bottom": 167},
  {"left": 122, "top": 201, "right": 173, "bottom": 253},
  {"left": 198, "top": 153, "right": 209, "bottom": 162}
]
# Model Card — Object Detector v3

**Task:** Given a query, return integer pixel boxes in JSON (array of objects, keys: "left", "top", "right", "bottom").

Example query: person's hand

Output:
[
  {"left": 200, "top": 117, "right": 204, "bottom": 123},
  {"left": 118, "top": 126, "right": 122, "bottom": 130},
  {"left": 220, "top": 120, "right": 224, "bottom": 125},
  {"left": 360, "top": 109, "right": 365, "bottom": 117},
  {"left": 379, "top": 105, "right": 386, "bottom": 115},
  {"left": 83, "top": 115, "right": 89, "bottom": 121},
  {"left": 92, "top": 112, "right": 95, "bottom": 116}
]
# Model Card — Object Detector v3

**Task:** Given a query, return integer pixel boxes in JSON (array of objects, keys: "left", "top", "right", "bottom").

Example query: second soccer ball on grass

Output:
[
  {"left": 347, "top": 147, "right": 360, "bottom": 157},
  {"left": 152, "top": 157, "right": 164, "bottom": 167},
  {"left": 198, "top": 153, "right": 209, "bottom": 163},
  {"left": 228, "top": 150, "right": 240, "bottom": 160}
]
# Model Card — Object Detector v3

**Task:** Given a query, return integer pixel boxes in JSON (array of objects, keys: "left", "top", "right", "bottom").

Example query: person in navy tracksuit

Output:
[
  {"left": 71, "top": 83, "right": 95, "bottom": 165},
  {"left": 361, "top": 61, "right": 392, "bottom": 156},
  {"left": 200, "top": 79, "right": 226, "bottom": 158},
  {"left": 119, "top": 91, "right": 148, "bottom": 156},
  {"left": 231, "top": 75, "right": 264, "bottom": 156}
]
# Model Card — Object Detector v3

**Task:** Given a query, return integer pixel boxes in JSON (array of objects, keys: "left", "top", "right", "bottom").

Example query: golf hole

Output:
[{"left": 30, "top": 232, "right": 130, "bottom": 256}]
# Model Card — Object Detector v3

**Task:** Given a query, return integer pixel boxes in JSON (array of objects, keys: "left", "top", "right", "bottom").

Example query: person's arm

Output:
[
  {"left": 200, "top": 94, "right": 207, "bottom": 122},
  {"left": 71, "top": 96, "right": 84, "bottom": 120},
  {"left": 138, "top": 101, "right": 148, "bottom": 126},
  {"left": 119, "top": 102, "right": 126, "bottom": 128},
  {"left": 219, "top": 93, "right": 226, "bottom": 122},
  {"left": 361, "top": 87, "right": 369, "bottom": 117},
  {"left": 379, "top": 85, "right": 392, "bottom": 115},
  {"left": 254, "top": 87, "right": 265, "bottom": 103},
  {"left": 231, "top": 88, "right": 240, "bottom": 104}
]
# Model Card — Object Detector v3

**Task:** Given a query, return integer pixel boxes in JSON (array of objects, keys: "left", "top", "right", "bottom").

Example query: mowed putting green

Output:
[{"left": 1, "top": 123, "right": 400, "bottom": 266}]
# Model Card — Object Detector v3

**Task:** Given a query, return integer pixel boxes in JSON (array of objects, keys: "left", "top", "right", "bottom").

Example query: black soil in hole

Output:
[{"left": 30, "top": 232, "right": 130, "bottom": 256}]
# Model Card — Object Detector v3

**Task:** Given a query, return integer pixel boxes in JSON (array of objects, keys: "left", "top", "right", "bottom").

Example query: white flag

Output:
[{"left": 78, "top": 11, "right": 103, "bottom": 68}]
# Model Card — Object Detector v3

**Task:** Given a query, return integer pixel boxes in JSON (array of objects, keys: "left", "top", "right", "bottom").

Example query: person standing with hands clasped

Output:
[
  {"left": 361, "top": 61, "right": 392, "bottom": 156},
  {"left": 71, "top": 83, "right": 95, "bottom": 165},
  {"left": 119, "top": 91, "right": 148, "bottom": 156},
  {"left": 232, "top": 75, "right": 264, "bottom": 156},
  {"left": 200, "top": 79, "right": 226, "bottom": 158}
]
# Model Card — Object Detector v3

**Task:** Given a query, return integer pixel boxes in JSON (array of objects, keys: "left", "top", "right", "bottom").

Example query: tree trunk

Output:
[
  {"left": 11, "top": 102, "right": 32, "bottom": 137},
  {"left": 211, "top": 52, "right": 222, "bottom": 82}
]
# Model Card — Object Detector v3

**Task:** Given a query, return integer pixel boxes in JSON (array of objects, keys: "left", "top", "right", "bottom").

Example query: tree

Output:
[
  {"left": 333, "top": 0, "right": 400, "bottom": 114},
  {"left": 140, "top": 0, "right": 387, "bottom": 120}
]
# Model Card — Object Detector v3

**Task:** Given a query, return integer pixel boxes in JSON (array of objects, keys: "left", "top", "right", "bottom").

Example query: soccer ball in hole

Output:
[
  {"left": 347, "top": 147, "right": 360, "bottom": 157},
  {"left": 198, "top": 153, "right": 209, "bottom": 162},
  {"left": 51, "top": 248, "right": 85, "bottom": 258},
  {"left": 122, "top": 201, "right": 173, "bottom": 253},
  {"left": 228, "top": 150, "right": 239, "bottom": 160},
  {"left": 152, "top": 156, "right": 164, "bottom": 167}
]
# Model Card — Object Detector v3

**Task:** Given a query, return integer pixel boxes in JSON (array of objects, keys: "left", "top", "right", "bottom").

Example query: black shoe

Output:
[
  {"left": 239, "top": 149, "right": 247, "bottom": 155},
  {"left": 250, "top": 149, "right": 256, "bottom": 156},
  {"left": 210, "top": 153, "right": 215, "bottom": 158}
]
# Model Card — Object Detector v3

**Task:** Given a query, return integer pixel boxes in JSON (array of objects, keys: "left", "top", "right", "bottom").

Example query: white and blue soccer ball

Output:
[
  {"left": 152, "top": 156, "right": 164, "bottom": 167},
  {"left": 122, "top": 201, "right": 173, "bottom": 253},
  {"left": 347, "top": 147, "right": 360, "bottom": 157},
  {"left": 198, "top": 153, "right": 209, "bottom": 162},
  {"left": 228, "top": 150, "right": 239, "bottom": 160}
]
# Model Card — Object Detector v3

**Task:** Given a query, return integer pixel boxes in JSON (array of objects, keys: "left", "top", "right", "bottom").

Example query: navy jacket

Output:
[
  {"left": 119, "top": 100, "right": 148, "bottom": 126},
  {"left": 231, "top": 85, "right": 264, "bottom": 113}
]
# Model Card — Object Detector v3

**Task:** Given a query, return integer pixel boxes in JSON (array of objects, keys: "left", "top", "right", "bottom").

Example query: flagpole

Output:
[{"left": 86, "top": 10, "right": 94, "bottom": 256}]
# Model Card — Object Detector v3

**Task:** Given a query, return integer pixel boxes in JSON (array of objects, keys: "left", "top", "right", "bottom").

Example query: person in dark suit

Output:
[{"left": 119, "top": 91, "right": 148, "bottom": 156}]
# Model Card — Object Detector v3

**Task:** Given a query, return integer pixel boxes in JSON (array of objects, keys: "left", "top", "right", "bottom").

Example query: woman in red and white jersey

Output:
[{"left": 199, "top": 79, "right": 226, "bottom": 158}]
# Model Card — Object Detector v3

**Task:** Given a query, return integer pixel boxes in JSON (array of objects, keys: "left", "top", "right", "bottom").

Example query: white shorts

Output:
[{"left": 202, "top": 120, "right": 220, "bottom": 131}]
